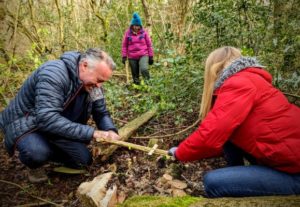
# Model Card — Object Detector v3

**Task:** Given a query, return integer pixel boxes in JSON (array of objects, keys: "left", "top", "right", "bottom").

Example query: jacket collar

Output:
[
  {"left": 60, "top": 51, "right": 82, "bottom": 87},
  {"left": 214, "top": 57, "right": 264, "bottom": 90}
]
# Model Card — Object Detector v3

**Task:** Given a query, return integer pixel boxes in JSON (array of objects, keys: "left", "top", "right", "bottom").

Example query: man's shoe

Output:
[
  {"left": 53, "top": 166, "right": 86, "bottom": 174},
  {"left": 27, "top": 168, "right": 48, "bottom": 183}
]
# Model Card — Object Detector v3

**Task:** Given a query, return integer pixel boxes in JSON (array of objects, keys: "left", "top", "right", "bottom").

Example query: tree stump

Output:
[{"left": 77, "top": 172, "right": 117, "bottom": 207}]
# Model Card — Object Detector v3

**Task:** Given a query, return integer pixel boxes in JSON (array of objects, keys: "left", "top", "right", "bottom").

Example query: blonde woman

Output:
[{"left": 168, "top": 46, "right": 300, "bottom": 197}]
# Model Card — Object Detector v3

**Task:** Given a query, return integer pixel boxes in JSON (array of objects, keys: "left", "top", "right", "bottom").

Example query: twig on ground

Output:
[
  {"left": 112, "top": 117, "right": 129, "bottom": 124},
  {"left": 131, "top": 117, "right": 201, "bottom": 139},
  {"left": 0, "top": 179, "right": 63, "bottom": 207},
  {"left": 15, "top": 201, "right": 54, "bottom": 207},
  {"left": 284, "top": 92, "right": 300, "bottom": 99},
  {"left": 181, "top": 175, "right": 204, "bottom": 191}
]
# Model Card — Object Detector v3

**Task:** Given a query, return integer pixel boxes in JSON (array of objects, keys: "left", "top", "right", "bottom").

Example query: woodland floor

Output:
[
  {"left": 0, "top": 108, "right": 227, "bottom": 207},
  {"left": 1, "top": 93, "right": 298, "bottom": 207}
]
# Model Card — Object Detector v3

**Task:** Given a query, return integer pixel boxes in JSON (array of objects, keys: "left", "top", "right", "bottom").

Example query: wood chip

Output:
[
  {"left": 172, "top": 189, "right": 187, "bottom": 197},
  {"left": 168, "top": 179, "right": 188, "bottom": 189}
]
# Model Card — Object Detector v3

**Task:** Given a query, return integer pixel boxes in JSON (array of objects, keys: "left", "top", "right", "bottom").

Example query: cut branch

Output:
[
  {"left": 95, "top": 107, "right": 158, "bottom": 161},
  {"left": 284, "top": 92, "right": 300, "bottom": 99},
  {"left": 96, "top": 138, "right": 169, "bottom": 158}
]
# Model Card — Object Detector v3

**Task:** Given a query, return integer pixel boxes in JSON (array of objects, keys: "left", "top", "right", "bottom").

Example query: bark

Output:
[
  {"left": 77, "top": 172, "right": 118, "bottom": 207},
  {"left": 6, "top": 9, "right": 45, "bottom": 55},
  {"left": 54, "top": 0, "right": 65, "bottom": 52},
  {"left": 10, "top": 0, "right": 20, "bottom": 58},
  {"left": 89, "top": 0, "right": 108, "bottom": 43},
  {"left": 0, "top": 1, "right": 9, "bottom": 63},
  {"left": 141, "top": 0, "right": 152, "bottom": 34}
]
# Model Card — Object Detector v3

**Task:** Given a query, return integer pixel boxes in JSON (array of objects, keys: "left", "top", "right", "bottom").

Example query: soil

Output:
[
  {"left": 1, "top": 94, "right": 299, "bottom": 207},
  {"left": 0, "top": 111, "right": 226, "bottom": 207}
]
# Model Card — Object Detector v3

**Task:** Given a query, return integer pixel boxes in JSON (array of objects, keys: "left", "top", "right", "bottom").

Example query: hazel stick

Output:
[{"left": 96, "top": 138, "right": 170, "bottom": 158}]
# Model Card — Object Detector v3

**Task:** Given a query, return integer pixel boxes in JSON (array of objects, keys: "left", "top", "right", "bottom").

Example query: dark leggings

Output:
[{"left": 129, "top": 56, "right": 150, "bottom": 84}]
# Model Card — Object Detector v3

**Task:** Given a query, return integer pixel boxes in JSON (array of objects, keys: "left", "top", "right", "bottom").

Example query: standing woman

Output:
[
  {"left": 122, "top": 12, "right": 154, "bottom": 85},
  {"left": 168, "top": 46, "right": 300, "bottom": 197}
]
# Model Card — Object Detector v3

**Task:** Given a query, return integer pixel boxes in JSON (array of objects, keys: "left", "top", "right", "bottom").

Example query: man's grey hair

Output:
[{"left": 80, "top": 48, "right": 116, "bottom": 70}]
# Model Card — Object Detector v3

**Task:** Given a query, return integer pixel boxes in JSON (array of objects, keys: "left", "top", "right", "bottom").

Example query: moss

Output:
[
  {"left": 118, "top": 195, "right": 201, "bottom": 207},
  {"left": 119, "top": 195, "right": 300, "bottom": 207}
]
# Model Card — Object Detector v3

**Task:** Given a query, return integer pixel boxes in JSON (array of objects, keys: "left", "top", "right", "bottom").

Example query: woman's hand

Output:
[{"left": 168, "top": 147, "right": 178, "bottom": 158}]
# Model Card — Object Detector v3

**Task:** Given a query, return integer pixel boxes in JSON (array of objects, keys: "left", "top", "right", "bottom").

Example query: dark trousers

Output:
[
  {"left": 16, "top": 90, "right": 92, "bottom": 169},
  {"left": 129, "top": 56, "right": 150, "bottom": 84},
  {"left": 16, "top": 132, "right": 92, "bottom": 169},
  {"left": 223, "top": 141, "right": 257, "bottom": 166}
]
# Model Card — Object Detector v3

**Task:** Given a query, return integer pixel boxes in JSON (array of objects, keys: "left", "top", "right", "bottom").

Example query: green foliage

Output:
[
  {"left": 275, "top": 71, "right": 300, "bottom": 93},
  {"left": 188, "top": 0, "right": 299, "bottom": 92},
  {"left": 1, "top": 0, "right": 299, "bottom": 117},
  {"left": 105, "top": 50, "right": 202, "bottom": 121},
  {"left": 0, "top": 43, "right": 45, "bottom": 107},
  {"left": 118, "top": 195, "right": 201, "bottom": 207}
]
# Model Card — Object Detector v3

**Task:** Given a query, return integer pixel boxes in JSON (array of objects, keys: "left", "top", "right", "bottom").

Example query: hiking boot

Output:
[{"left": 27, "top": 168, "right": 48, "bottom": 183}]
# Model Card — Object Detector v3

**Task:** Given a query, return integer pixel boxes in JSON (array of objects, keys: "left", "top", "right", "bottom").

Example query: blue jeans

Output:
[
  {"left": 204, "top": 142, "right": 300, "bottom": 197},
  {"left": 16, "top": 132, "right": 92, "bottom": 169}
]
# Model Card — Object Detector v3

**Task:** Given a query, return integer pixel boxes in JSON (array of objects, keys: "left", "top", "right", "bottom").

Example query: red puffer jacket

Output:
[{"left": 175, "top": 67, "right": 300, "bottom": 173}]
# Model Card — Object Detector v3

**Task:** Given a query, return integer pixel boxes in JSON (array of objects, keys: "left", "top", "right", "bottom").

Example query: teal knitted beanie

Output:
[{"left": 130, "top": 12, "right": 142, "bottom": 26}]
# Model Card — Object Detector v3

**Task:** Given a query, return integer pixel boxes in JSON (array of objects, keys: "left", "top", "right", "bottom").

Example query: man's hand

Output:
[
  {"left": 93, "top": 130, "right": 120, "bottom": 141},
  {"left": 107, "top": 130, "right": 120, "bottom": 140}
]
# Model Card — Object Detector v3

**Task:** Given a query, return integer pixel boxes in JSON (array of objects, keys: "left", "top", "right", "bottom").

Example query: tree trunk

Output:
[
  {"left": 55, "top": 0, "right": 65, "bottom": 52},
  {"left": 89, "top": 0, "right": 108, "bottom": 43},
  {"left": 141, "top": 0, "right": 152, "bottom": 34}
]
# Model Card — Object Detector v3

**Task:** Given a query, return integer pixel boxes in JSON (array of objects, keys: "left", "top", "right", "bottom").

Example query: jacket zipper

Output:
[{"left": 63, "top": 84, "right": 83, "bottom": 110}]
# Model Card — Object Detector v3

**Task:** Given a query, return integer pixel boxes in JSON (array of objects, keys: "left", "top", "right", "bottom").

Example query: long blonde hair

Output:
[{"left": 200, "top": 46, "right": 242, "bottom": 120}]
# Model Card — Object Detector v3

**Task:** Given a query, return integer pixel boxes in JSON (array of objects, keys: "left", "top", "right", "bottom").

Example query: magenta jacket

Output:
[{"left": 121, "top": 28, "right": 153, "bottom": 59}]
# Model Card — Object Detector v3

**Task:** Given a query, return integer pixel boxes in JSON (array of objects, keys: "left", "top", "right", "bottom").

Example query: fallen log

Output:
[{"left": 95, "top": 107, "right": 158, "bottom": 161}]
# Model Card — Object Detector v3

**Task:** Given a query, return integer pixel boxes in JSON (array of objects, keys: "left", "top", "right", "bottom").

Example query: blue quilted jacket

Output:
[{"left": 0, "top": 51, "right": 117, "bottom": 156}]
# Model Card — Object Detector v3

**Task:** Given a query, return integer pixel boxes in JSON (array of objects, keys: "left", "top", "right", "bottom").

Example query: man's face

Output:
[{"left": 79, "top": 60, "right": 113, "bottom": 92}]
